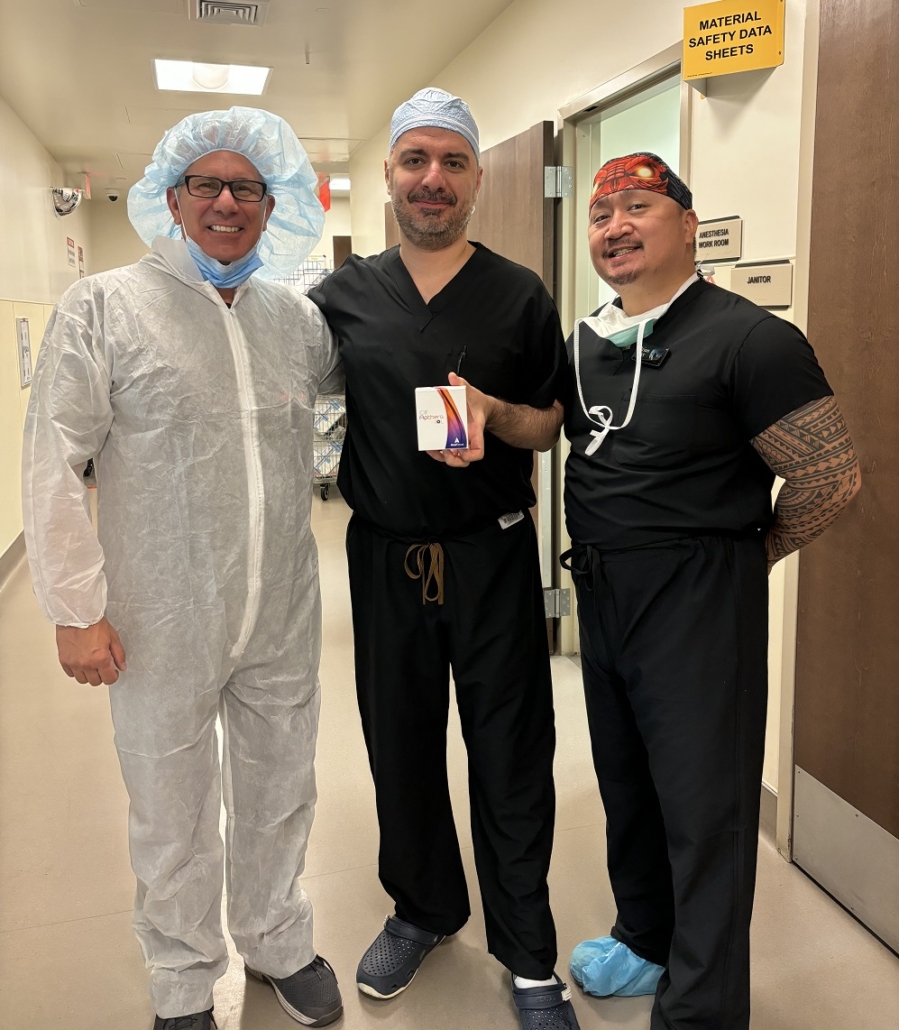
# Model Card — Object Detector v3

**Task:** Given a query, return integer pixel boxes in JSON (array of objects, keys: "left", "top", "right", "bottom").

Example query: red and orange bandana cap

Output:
[{"left": 590, "top": 152, "right": 693, "bottom": 211}]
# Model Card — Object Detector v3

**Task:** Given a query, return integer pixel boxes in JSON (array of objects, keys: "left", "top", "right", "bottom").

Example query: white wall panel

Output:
[{"left": 0, "top": 96, "right": 93, "bottom": 558}]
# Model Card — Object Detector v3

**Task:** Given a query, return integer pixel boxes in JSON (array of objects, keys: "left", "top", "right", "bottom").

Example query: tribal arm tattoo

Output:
[{"left": 752, "top": 395, "right": 862, "bottom": 570}]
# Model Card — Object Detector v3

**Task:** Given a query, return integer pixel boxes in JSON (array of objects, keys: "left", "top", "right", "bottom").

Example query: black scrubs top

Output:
[
  {"left": 563, "top": 278, "right": 833, "bottom": 549},
  {"left": 309, "top": 243, "right": 567, "bottom": 538}
]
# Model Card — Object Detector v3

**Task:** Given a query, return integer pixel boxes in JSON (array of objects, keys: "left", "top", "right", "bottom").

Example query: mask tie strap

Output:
[
  {"left": 574, "top": 307, "right": 615, "bottom": 453},
  {"left": 576, "top": 315, "right": 649, "bottom": 456}
]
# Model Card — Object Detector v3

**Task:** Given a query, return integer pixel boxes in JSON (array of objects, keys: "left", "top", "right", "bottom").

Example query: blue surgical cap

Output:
[
  {"left": 389, "top": 88, "right": 480, "bottom": 162},
  {"left": 128, "top": 106, "right": 325, "bottom": 280}
]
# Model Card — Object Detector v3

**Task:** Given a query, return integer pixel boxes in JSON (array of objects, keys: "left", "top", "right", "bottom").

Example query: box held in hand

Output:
[{"left": 415, "top": 385, "right": 468, "bottom": 451}]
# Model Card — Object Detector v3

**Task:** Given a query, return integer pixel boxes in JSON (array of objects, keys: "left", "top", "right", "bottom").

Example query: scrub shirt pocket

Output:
[{"left": 612, "top": 394, "right": 698, "bottom": 470}]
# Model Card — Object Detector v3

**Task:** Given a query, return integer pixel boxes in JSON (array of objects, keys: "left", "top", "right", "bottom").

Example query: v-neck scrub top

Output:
[
  {"left": 563, "top": 279, "right": 833, "bottom": 550},
  {"left": 309, "top": 243, "right": 567, "bottom": 538}
]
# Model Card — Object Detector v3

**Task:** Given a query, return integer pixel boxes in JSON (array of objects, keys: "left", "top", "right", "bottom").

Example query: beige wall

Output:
[
  {"left": 350, "top": 130, "right": 392, "bottom": 259},
  {"left": 0, "top": 96, "right": 93, "bottom": 305},
  {"left": 88, "top": 198, "right": 149, "bottom": 274},
  {"left": 1, "top": 93, "right": 93, "bottom": 560},
  {"left": 307, "top": 196, "right": 353, "bottom": 265}
]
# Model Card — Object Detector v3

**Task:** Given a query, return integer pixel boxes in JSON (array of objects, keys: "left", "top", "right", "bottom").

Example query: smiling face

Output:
[
  {"left": 385, "top": 127, "right": 482, "bottom": 251},
  {"left": 588, "top": 188, "right": 698, "bottom": 292},
  {"left": 165, "top": 150, "right": 275, "bottom": 264}
]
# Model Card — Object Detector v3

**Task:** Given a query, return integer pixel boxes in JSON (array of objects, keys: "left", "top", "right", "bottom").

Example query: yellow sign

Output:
[{"left": 683, "top": 0, "right": 785, "bottom": 80}]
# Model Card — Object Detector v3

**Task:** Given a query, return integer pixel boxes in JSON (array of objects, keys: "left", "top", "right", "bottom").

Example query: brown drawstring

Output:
[{"left": 404, "top": 543, "right": 445, "bottom": 605}]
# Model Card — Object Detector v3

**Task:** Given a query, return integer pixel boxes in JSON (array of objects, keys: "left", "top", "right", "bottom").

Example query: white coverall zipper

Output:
[{"left": 222, "top": 305, "right": 265, "bottom": 659}]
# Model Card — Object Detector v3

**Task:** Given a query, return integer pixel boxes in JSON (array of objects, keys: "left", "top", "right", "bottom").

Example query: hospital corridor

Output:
[
  {"left": 2, "top": 0, "right": 899, "bottom": 1028},
  {"left": 0, "top": 494, "right": 895, "bottom": 1029}
]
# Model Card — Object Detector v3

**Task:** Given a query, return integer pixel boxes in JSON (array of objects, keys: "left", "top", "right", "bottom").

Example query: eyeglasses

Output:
[{"left": 178, "top": 175, "right": 268, "bottom": 202}]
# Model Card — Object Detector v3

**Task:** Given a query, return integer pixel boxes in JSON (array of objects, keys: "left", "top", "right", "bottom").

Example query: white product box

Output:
[{"left": 415, "top": 385, "right": 468, "bottom": 451}]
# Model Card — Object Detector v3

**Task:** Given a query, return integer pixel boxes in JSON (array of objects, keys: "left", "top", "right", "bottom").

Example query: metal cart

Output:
[{"left": 313, "top": 395, "right": 346, "bottom": 500}]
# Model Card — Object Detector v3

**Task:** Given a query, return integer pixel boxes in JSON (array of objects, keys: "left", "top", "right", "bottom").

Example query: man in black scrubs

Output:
[
  {"left": 308, "top": 89, "right": 580, "bottom": 1030},
  {"left": 563, "top": 153, "right": 861, "bottom": 1029}
]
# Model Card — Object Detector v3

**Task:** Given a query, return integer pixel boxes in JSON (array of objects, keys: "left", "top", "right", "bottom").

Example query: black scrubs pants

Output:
[
  {"left": 567, "top": 535, "right": 768, "bottom": 1030},
  {"left": 346, "top": 513, "right": 558, "bottom": 978}
]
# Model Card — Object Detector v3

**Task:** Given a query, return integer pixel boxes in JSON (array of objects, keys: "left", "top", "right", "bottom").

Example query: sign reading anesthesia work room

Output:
[{"left": 683, "top": 0, "right": 785, "bottom": 81}]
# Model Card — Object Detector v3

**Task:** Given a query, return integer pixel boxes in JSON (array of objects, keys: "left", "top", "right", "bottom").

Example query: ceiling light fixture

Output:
[
  {"left": 154, "top": 59, "right": 271, "bottom": 95},
  {"left": 192, "top": 63, "right": 230, "bottom": 90},
  {"left": 329, "top": 177, "right": 351, "bottom": 192}
]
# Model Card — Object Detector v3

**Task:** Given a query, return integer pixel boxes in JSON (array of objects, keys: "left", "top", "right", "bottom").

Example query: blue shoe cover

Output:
[{"left": 569, "top": 936, "right": 664, "bottom": 998}]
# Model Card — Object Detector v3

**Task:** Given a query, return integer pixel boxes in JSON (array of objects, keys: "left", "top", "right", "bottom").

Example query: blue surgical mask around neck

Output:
[
  {"left": 175, "top": 193, "right": 264, "bottom": 290},
  {"left": 184, "top": 234, "right": 263, "bottom": 290}
]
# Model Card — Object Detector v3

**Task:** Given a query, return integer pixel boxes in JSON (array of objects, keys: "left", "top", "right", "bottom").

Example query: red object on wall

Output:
[{"left": 317, "top": 174, "right": 331, "bottom": 212}]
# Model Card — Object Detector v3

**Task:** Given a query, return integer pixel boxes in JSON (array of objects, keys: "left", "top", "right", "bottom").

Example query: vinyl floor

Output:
[{"left": 1, "top": 494, "right": 896, "bottom": 1029}]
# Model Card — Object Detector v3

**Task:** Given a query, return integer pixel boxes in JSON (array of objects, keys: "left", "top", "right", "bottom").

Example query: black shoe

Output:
[
  {"left": 153, "top": 1011, "right": 216, "bottom": 1030},
  {"left": 246, "top": 955, "right": 343, "bottom": 1026},
  {"left": 356, "top": 915, "right": 445, "bottom": 999},
  {"left": 511, "top": 974, "right": 581, "bottom": 1030}
]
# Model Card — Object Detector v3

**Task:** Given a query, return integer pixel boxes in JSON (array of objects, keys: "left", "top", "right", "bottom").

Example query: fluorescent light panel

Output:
[
  {"left": 328, "top": 177, "right": 351, "bottom": 192},
  {"left": 154, "top": 59, "right": 271, "bottom": 95}
]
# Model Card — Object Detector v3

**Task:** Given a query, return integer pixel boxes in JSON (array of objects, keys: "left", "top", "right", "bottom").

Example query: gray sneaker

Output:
[{"left": 246, "top": 955, "right": 343, "bottom": 1026}]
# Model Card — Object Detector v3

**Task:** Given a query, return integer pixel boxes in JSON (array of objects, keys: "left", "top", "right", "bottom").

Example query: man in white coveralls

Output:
[{"left": 22, "top": 107, "right": 343, "bottom": 1030}]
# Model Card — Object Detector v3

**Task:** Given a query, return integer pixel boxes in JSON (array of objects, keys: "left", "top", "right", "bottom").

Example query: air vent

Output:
[{"left": 190, "top": 1, "right": 270, "bottom": 26}]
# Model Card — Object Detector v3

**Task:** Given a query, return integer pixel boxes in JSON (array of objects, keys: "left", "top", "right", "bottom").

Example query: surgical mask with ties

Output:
[
  {"left": 573, "top": 274, "right": 698, "bottom": 456},
  {"left": 176, "top": 194, "right": 264, "bottom": 290},
  {"left": 184, "top": 235, "right": 263, "bottom": 290}
]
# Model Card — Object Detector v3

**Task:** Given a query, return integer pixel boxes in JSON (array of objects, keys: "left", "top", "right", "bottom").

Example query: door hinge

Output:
[
  {"left": 544, "top": 587, "right": 571, "bottom": 618},
  {"left": 544, "top": 166, "right": 573, "bottom": 199}
]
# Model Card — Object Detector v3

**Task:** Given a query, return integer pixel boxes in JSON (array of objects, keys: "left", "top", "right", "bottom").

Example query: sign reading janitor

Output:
[
  {"left": 683, "top": 0, "right": 785, "bottom": 81},
  {"left": 729, "top": 260, "right": 793, "bottom": 308}
]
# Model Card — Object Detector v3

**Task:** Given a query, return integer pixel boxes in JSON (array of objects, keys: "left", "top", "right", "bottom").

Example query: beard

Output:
[
  {"left": 604, "top": 269, "right": 641, "bottom": 286},
  {"left": 391, "top": 187, "right": 475, "bottom": 251},
  {"left": 600, "top": 238, "right": 643, "bottom": 287}
]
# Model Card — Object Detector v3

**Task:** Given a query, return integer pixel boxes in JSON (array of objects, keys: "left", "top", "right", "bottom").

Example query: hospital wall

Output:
[
  {"left": 0, "top": 94, "right": 92, "bottom": 568},
  {"left": 349, "top": 0, "right": 817, "bottom": 798},
  {"left": 88, "top": 199, "right": 149, "bottom": 273},
  {"left": 308, "top": 197, "right": 352, "bottom": 267}
]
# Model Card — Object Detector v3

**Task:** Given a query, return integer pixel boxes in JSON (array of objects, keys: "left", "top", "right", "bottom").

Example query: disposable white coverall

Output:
[{"left": 22, "top": 236, "right": 342, "bottom": 1017}]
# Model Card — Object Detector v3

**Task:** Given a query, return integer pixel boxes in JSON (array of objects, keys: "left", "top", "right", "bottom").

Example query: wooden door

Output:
[
  {"left": 465, "top": 121, "right": 555, "bottom": 290},
  {"left": 332, "top": 235, "right": 352, "bottom": 269},
  {"left": 793, "top": 0, "right": 899, "bottom": 952}
]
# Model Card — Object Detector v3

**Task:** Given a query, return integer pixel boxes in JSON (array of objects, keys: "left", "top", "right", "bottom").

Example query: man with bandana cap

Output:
[
  {"left": 562, "top": 153, "right": 861, "bottom": 1028},
  {"left": 22, "top": 107, "right": 344, "bottom": 1029},
  {"left": 308, "top": 89, "right": 579, "bottom": 1029}
]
